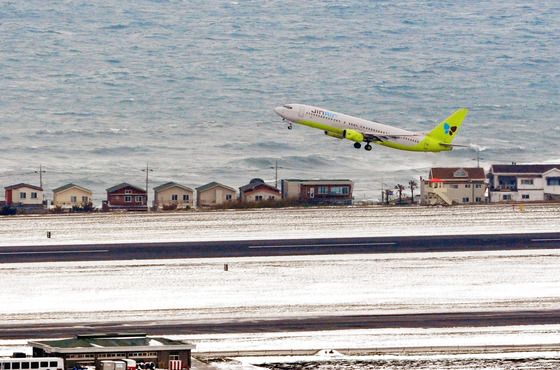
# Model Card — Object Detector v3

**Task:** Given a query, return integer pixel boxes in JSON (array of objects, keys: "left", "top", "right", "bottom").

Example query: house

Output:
[
  {"left": 281, "top": 179, "right": 354, "bottom": 205},
  {"left": 239, "top": 178, "right": 281, "bottom": 203},
  {"left": 30, "top": 333, "right": 195, "bottom": 370},
  {"left": 52, "top": 183, "right": 93, "bottom": 209},
  {"left": 4, "top": 183, "right": 44, "bottom": 208},
  {"left": 196, "top": 182, "right": 236, "bottom": 207},
  {"left": 487, "top": 164, "right": 560, "bottom": 202},
  {"left": 420, "top": 167, "right": 486, "bottom": 206},
  {"left": 153, "top": 182, "right": 194, "bottom": 210},
  {"left": 103, "top": 182, "right": 147, "bottom": 211}
]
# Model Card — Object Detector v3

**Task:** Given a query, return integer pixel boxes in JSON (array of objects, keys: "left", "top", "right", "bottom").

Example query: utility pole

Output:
[
  {"left": 269, "top": 160, "right": 284, "bottom": 189},
  {"left": 473, "top": 147, "right": 483, "bottom": 168},
  {"left": 35, "top": 164, "right": 46, "bottom": 189},
  {"left": 142, "top": 162, "right": 154, "bottom": 212}
]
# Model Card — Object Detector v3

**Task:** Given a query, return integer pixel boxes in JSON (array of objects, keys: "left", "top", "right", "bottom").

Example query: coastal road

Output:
[
  {"left": 1, "top": 232, "right": 559, "bottom": 263},
  {"left": 3, "top": 309, "right": 560, "bottom": 339}
]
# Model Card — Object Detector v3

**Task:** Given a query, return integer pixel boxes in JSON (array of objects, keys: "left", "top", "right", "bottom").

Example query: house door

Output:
[{"left": 309, "top": 187, "right": 315, "bottom": 198}]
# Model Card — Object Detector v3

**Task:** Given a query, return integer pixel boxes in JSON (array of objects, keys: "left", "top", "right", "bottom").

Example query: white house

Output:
[{"left": 488, "top": 164, "right": 560, "bottom": 202}]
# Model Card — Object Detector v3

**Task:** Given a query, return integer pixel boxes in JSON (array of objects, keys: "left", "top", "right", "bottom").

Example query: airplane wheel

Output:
[
  {"left": 365, "top": 144, "right": 372, "bottom": 151},
  {"left": 354, "top": 142, "right": 361, "bottom": 149},
  {"left": 288, "top": 125, "right": 292, "bottom": 130}
]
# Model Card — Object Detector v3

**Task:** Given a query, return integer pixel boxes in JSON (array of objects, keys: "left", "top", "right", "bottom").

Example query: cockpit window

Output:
[{"left": 283, "top": 105, "right": 293, "bottom": 109}]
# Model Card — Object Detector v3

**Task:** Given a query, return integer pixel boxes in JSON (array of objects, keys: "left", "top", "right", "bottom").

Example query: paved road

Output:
[
  {"left": 3, "top": 309, "right": 560, "bottom": 340},
  {"left": 1, "top": 232, "right": 559, "bottom": 263}
]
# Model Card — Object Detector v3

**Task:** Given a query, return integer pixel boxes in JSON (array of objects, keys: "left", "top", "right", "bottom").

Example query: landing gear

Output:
[
  {"left": 365, "top": 143, "right": 372, "bottom": 151},
  {"left": 353, "top": 142, "right": 361, "bottom": 149},
  {"left": 287, "top": 123, "right": 292, "bottom": 130}
]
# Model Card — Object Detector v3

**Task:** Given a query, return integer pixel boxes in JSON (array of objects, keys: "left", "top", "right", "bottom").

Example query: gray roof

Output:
[
  {"left": 239, "top": 178, "right": 279, "bottom": 193},
  {"left": 29, "top": 333, "right": 194, "bottom": 353},
  {"left": 106, "top": 183, "right": 145, "bottom": 193},
  {"left": 490, "top": 164, "right": 560, "bottom": 174},
  {"left": 153, "top": 182, "right": 193, "bottom": 193},
  {"left": 52, "top": 183, "right": 92, "bottom": 194},
  {"left": 196, "top": 181, "right": 236, "bottom": 193}
]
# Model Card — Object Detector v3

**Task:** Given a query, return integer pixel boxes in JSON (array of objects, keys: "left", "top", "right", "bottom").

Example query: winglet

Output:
[{"left": 427, "top": 108, "right": 469, "bottom": 144}]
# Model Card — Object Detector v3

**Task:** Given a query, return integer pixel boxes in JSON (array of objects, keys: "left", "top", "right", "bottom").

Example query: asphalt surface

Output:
[
  {"left": 3, "top": 309, "right": 560, "bottom": 340},
  {"left": 1, "top": 232, "right": 560, "bottom": 263}
]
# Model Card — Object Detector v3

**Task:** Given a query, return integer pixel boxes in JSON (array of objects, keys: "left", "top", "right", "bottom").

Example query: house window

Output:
[
  {"left": 82, "top": 196, "right": 89, "bottom": 203},
  {"left": 475, "top": 197, "right": 482, "bottom": 202},
  {"left": 462, "top": 197, "right": 469, "bottom": 203},
  {"left": 31, "top": 192, "right": 38, "bottom": 199},
  {"left": 171, "top": 194, "right": 178, "bottom": 201},
  {"left": 522, "top": 194, "right": 530, "bottom": 199},
  {"left": 465, "top": 184, "right": 471, "bottom": 188},
  {"left": 125, "top": 190, "right": 132, "bottom": 194},
  {"left": 547, "top": 177, "right": 560, "bottom": 186},
  {"left": 318, "top": 186, "right": 328, "bottom": 194},
  {"left": 135, "top": 196, "right": 143, "bottom": 202},
  {"left": 268, "top": 196, "right": 275, "bottom": 200},
  {"left": 183, "top": 194, "right": 190, "bottom": 201},
  {"left": 502, "top": 194, "right": 512, "bottom": 201},
  {"left": 20, "top": 192, "right": 26, "bottom": 199},
  {"left": 331, "top": 186, "right": 349, "bottom": 195},
  {"left": 125, "top": 196, "right": 132, "bottom": 203},
  {"left": 255, "top": 195, "right": 263, "bottom": 201},
  {"left": 450, "top": 184, "right": 459, "bottom": 189},
  {"left": 71, "top": 196, "right": 77, "bottom": 203},
  {"left": 475, "top": 184, "right": 482, "bottom": 188},
  {"left": 226, "top": 194, "right": 233, "bottom": 201},
  {"left": 520, "top": 179, "right": 534, "bottom": 185}
]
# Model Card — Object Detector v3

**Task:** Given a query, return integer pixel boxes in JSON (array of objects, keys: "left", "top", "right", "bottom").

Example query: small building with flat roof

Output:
[
  {"left": 281, "top": 179, "right": 353, "bottom": 205},
  {"left": 29, "top": 333, "right": 194, "bottom": 370}
]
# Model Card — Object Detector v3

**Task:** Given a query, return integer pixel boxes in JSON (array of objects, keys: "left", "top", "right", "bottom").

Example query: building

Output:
[
  {"left": 103, "top": 183, "right": 147, "bottom": 211},
  {"left": 488, "top": 164, "right": 560, "bottom": 202},
  {"left": 4, "top": 183, "right": 44, "bottom": 208},
  {"left": 153, "top": 182, "right": 194, "bottom": 210},
  {"left": 239, "top": 178, "right": 281, "bottom": 203},
  {"left": 420, "top": 167, "right": 486, "bottom": 206},
  {"left": 29, "top": 333, "right": 195, "bottom": 370},
  {"left": 281, "top": 179, "right": 354, "bottom": 205},
  {"left": 52, "top": 183, "right": 93, "bottom": 209},
  {"left": 196, "top": 182, "right": 236, "bottom": 207}
]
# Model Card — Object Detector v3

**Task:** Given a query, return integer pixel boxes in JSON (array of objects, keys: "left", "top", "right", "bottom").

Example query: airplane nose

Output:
[{"left": 274, "top": 106, "right": 283, "bottom": 115}]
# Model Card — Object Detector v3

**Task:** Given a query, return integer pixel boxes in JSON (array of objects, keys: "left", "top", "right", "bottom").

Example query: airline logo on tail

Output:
[{"left": 444, "top": 122, "right": 458, "bottom": 136}]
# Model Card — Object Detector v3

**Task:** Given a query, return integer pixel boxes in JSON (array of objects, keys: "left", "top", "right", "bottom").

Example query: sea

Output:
[{"left": 0, "top": 0, "right": 559, "bottom": 202}]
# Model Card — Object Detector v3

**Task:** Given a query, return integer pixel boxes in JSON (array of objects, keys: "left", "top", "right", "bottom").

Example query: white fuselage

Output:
[{"left": 274, "top": 103, "right": 426, "bottom": 149}]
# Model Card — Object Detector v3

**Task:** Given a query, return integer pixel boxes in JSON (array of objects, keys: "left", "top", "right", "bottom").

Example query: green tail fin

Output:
[{"left": 427, "top": 108, "right": 469, "bottom": 144}]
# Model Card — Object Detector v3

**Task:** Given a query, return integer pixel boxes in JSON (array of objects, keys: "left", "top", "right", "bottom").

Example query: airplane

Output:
[{"left": 273, "top": 104, "right": 468, "bottom": 152}]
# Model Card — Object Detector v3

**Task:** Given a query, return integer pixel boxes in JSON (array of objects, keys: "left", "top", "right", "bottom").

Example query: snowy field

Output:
[{"left": 0, "top": 204, "right": 559, "bottom": 247}]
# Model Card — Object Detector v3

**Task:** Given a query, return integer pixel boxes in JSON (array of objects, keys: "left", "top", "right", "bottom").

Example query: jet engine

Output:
[
  {"left": 343, "top": 129, "right": 364, "bottom": 143},
  {"left": 324, "top": 130, "right": 344, "bottom": 139}
]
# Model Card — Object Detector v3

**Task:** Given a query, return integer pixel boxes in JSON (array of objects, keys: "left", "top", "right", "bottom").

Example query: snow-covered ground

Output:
[{"left": 0, "top": 204, "right": 559, "bottom": 247}]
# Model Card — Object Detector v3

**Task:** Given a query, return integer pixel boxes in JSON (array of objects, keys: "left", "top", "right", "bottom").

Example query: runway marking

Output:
[
  {"left": 249, "top": 242, "right": 396, "bottom": 249},
  {"left": 531, "top": 239, "right": 560, "bottom": 242},
  {"left": 0, "top": 249, "right": 109, "bottom": 255}
]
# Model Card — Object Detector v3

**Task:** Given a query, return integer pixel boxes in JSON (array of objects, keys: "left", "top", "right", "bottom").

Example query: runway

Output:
[
  {"left": 3, "top": 309, "right": 560, "bottom": 340},
  {"left": 1, "top": 232, "right": 559, "bottom": 263}
]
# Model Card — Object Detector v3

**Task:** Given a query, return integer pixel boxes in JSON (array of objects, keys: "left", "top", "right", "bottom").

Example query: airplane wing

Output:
[{"left": 439, "top": 143, "right": 469, "bottom": 148}]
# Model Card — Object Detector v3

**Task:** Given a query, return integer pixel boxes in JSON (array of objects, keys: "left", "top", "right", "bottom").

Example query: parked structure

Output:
[
  {"left": 196, "top": 182, "right": 236, "bottom": 207},
  {"left": 420, "top": 167, "right": 486, "bottom": 206},
  {"left": 29, "top": 333, "right": 194, "bottom": 370},
  {"left": 4, "top": 183, "right": 44, "bottom": 208},
  {"left": 487, "top": 164, "right": 560, "bottom": 202},
  {"left": 52, "top": 183, "right": 93, "bottom": 209},
  {"left": 103, "top": 183, "right": 147, "bottom": 211},
  {"left": 281, "top": 179, "right": 354, "bottom": 205},
  {"left": 239, "top": 178, "right": 280, "bottom": 203},
  {"left": 153, "top": 182, "right": 194, "bottom": 210}
]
